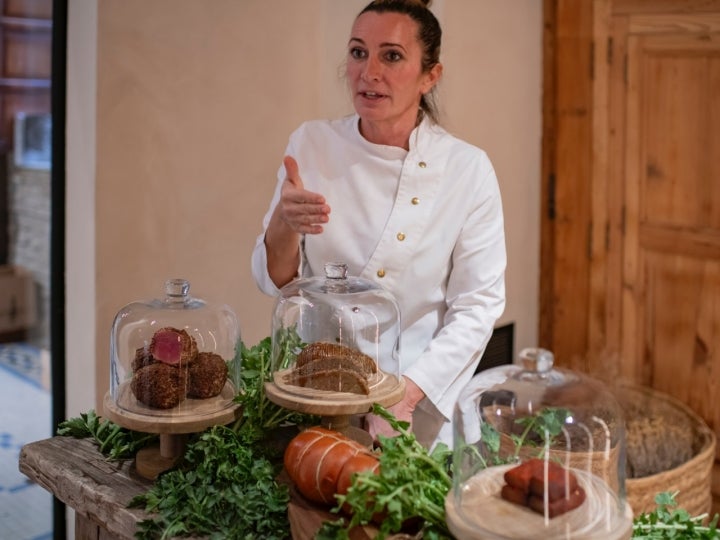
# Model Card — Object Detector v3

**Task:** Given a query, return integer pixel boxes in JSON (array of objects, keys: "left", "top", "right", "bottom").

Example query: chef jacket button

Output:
[
  {"left": 377, "top": 269, "right": 386, "bottom": 278},
  {"left": 396, "top": 232, "right": 406, "bottom": 241},
  {"left": 418, "top": 161, "right": 427, "bottom": 168},
  {"left": 411, "top": 197, "right": 420, "bottom": 205}
]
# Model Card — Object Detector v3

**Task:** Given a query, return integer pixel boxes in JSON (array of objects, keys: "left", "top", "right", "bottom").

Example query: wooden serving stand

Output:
[
  {"left": 444, "top": 465, "right": 633, "bottom": 540},
  {"left": 103, "top": 381, "right": 241, "bottom": 480},
  {"left": 266, "top": 369, "right": 406, "bottom": 539},
  {"left": 265, "top": 368, "right": 405, "bottom": 446}
]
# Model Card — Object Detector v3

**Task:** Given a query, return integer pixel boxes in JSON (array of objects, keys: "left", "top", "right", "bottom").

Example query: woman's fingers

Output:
[
  {"left": 280, "top": 155, "right": 330, "bottom": 233},
  {"left": 283, "top": 155, "right": 304, "bottom": 190}
]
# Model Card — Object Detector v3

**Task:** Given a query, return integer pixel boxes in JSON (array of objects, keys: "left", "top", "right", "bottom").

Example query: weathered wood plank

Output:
[
  {"left": 19, "top": 437, "right": 153, "bottom": 540},
  {"left": 75, "top": 513, "right": 123, "bottom": 540}
]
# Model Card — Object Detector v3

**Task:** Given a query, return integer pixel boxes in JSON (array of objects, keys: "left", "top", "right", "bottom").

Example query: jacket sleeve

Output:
[{"left": 250, "top": 131, "right": 305, "bottom": 296}]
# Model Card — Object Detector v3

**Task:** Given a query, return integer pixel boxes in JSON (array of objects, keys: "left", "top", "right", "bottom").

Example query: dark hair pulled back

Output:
[{"left": 358, "top": 0, "right": 442, "bottom": 123}]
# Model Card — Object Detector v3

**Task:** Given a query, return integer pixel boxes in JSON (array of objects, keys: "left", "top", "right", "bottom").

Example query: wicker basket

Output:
[{"left": 617, "top": 384, "right": 716, "bottom": 518}]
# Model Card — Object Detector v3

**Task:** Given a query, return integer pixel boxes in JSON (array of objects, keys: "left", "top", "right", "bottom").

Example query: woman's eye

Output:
[
  {"left": 349, "top": 47, "right": 366, "bottom": 59},
  {"left": 385, "top": 50, "right": 403, "bottom": 62}
]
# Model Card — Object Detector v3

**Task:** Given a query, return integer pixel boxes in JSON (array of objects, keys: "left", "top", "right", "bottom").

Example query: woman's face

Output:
[{"left": 347, "top": 11, "right": 440, "bottom": 133}]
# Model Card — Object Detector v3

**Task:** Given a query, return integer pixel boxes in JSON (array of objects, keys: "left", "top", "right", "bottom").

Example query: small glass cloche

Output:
[
  {"left": 268, "top": 262, "right": 402, "bottom": 405},
  {"left": 109, "top": 278, "right": 241, "bottom": 418},
  {"left": 446, "top": 347, "right": 633, "bottom": 540}
]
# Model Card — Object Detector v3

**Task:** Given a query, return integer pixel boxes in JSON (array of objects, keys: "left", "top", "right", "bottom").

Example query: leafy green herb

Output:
[
  {"left": 56, "top": 409, "right": 156, "bottom": 459},
  {"left": 128, "top": 333, "right": 316, "bottom": 538},
  {"left": 317, "top": 403, "right": 453, "bottom": 540},
  {"left": 273, "top": 324, "right": 305, "bottom": 371},
  {"left": 458, "top": 407, "right": 571, "bottom": 472},
  {"left": 60, "top": 347, "right": 720, "bottom": 540},
  {"left": 633, "top": 491, "right": 719, "bottom": 539},
  {"left": 231, "top": 333, "right": 317, "bottom": 447},
  {"left": 511, "top": 407, "right": 571, "bottom": 458},
  {"left": 58, "top": 334, "right": 317, "bottom": 539},
  {"left": 129, "top": 425, "right": 290, "bottom": 540}
]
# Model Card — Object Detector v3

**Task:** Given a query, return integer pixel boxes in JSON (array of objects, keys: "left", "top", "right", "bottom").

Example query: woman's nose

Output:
[{"left": 361, "top": 56, "right": 381, "bottom": 81}]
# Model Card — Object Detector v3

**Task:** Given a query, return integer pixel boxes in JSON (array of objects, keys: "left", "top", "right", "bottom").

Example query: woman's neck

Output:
[{"left": 358, "top": 111, "right": 422, "bottom": 150}]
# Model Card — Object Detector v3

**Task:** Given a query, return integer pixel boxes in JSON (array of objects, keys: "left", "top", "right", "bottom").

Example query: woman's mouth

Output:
[{"left": 360, "top": 91, "right": 386, "bottom": 100}]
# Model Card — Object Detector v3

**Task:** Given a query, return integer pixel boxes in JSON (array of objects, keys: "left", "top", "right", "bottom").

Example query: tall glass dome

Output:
[
  {"left": 446, "top": 347, "right": 633, "bottom": 540},
  {"left": 108, "top": 278, "right": 241, "bottom": 418},
  {"left": 266, "top": 262, "right": 403, "bottom": 413}
]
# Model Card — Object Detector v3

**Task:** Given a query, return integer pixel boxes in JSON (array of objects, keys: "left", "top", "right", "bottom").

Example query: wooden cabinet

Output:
[
  {"left": 0, "top": 0, "right": 51, "bottom": 263},
  {"left": 0, "top": 0, "right": 52, "bottom": 153},
  {"left": 541, "top": 0, "right": 720, "bottom": 515}
]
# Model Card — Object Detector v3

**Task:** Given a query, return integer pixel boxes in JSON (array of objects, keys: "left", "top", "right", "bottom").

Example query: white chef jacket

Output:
[{"left": 251, "top": 114, "right": 506, "bottom": 448}]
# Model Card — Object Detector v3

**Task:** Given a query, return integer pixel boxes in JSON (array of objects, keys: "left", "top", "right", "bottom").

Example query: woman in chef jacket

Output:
[{"left": 251, "top": 0, "right": 506, "bottom": 449}]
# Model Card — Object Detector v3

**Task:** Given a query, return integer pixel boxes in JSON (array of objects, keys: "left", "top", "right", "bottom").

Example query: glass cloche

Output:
[
  {"left": 266, "top": 262, "right": 402, "bottom": 411},
  {"left": 446, "top": 347, "right": 633, "bottom": 540},
  {"left": 108, "top": 278, "right": 241, "bottom": 418}
]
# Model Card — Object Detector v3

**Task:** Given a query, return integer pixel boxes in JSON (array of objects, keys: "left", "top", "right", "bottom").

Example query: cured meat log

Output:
[
  {"left": 528, "top": 487, "right": 587, "bottom": 518},
  {"left": 284, "top": 426, "right": 380, "bottom": 505},
  {"left": 500, "top": 458, "right": 585, "bottom": 518}
]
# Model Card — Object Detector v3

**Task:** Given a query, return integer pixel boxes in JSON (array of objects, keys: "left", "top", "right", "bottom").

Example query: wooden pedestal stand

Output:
[
  {"left": 265, "top": 369, "right": 405, "bottom": 446},
  {"left": 265, "top": 370, "right": 405, "bottom": 540},
  {"left": 103, "top": 383, "right": 241, "bottom": 480},
  {"left": 444, "top": 465, "right": 633, "bottom": 540}
]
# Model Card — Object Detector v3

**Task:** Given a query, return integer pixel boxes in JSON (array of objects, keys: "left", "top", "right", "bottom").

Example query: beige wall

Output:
[{"left": 67, "top": 1, "right": 542, "bottom": 414}]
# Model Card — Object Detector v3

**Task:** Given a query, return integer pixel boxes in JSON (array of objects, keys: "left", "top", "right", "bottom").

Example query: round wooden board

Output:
[
  {"left": 287, "top": 481, "right": 418, "bottom": 540},
  {"left": 103, "top": 383, "right": 241, "bottom": 435},
  {"left": 266, "top": 369, "right": 405, "bottom": 416},
  {"left": 445, "top": 465, "right": 633, "bottom": 540},
  {"left": 287, "top": 483, "right": 376, "bottom": 540}
]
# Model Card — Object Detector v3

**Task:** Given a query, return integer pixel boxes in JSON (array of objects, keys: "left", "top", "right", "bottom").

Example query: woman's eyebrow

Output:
[{"left": 348, "top": 37, "right": 406, "bottom": 51}]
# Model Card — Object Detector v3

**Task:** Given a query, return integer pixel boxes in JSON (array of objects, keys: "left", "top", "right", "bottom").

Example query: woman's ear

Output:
[{"left": 422, "top": 62, "right": 443, "bottom": 94}]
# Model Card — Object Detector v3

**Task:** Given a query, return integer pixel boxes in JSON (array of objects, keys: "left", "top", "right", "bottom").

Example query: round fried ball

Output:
[
  {"left": 131, "top": 362, "right": 188, "bottom": 409},
  {"left": 187, "top": 352, "right": 228, "bottom": 399},
  {"left": 131, "top": 346, "right": 155, "bottom": 372}
]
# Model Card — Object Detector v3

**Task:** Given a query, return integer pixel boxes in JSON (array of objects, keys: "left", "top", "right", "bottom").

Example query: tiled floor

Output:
[{"left": 0, "top": 343, "right": 53, "bottom": 540}]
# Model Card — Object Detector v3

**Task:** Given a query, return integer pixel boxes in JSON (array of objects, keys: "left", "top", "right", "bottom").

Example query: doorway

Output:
[{"left": 0, "top": 0, "right": 66, "bottom": 538}]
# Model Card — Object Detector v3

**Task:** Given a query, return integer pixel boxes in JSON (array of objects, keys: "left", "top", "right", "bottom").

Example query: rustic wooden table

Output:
[
  {"left": 19, "top": 436, "right": 154, "bottom": 540},
  {"left": 18, "top": 435, "right": 383, "bottom": 540}
]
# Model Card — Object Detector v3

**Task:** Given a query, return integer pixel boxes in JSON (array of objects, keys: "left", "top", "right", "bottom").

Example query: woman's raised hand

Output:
[{"left": 279, "top": 156, "right": 330, "bottom": 234}]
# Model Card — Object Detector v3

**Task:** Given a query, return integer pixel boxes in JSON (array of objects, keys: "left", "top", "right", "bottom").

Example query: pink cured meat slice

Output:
[{"left": 150, "top": 328, "right": 194, "bottom": 365}]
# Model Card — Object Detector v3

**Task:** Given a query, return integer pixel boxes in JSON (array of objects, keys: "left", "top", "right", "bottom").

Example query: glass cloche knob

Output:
[
  {"left": 324, "top": 262, "right": 348, "bottom": 280},
  {"left": 519, "top": 347, "right": 553, "bottom": 374},
  {"left": 165, "top": 278, "right": 190, "bottom": 299}
]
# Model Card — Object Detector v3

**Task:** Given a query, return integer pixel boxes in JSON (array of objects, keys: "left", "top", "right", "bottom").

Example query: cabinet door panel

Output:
[{"left": 622, "top": 31, "right": 720, "bottom": 392}]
